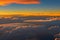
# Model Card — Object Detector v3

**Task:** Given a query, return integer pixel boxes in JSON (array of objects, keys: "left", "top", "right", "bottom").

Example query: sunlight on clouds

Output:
[{"left": 0, "top": 0, "right": 40, "bottom": 6}]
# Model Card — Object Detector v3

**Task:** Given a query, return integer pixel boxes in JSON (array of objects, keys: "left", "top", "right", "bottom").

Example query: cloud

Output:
[
  {"left": 24, "top": 20, "right": 52, "bottom": 22},
  {"left": 0, "top": 0, "right": 40, "bottom": 6}
]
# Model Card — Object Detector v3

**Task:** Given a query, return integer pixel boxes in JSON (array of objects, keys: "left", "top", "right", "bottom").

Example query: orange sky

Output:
[
  {"left": 0, "top": 13, "right": 60, "bottom": 17},
  {"left": 0, "top": 0, "right": 60, "bottom": 16},
  {"left": 0, "top": 0, "right": 40, "bottom": 6}
]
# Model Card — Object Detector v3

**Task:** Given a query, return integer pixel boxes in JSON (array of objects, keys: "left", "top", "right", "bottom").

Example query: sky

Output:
[{"left": 0, "top": 0, "right": 60, "bottom": 16}]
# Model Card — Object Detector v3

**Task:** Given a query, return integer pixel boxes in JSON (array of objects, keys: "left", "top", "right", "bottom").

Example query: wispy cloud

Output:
[
  {"left": 0, "top": 0, "right": 40, "bottom": 6},
  {"left": 24, "top": 20, "right": 52, "bottom": 22}
]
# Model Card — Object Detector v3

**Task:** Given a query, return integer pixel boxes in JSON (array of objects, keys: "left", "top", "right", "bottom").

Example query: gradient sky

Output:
[{"left": 0, "top": 0, "right": 60, "bottom": 16}]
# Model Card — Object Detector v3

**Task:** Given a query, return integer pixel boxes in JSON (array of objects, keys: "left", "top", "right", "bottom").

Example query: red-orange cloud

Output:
[{"left": 0, "top": 0, "right": 40, "bottom": 6}]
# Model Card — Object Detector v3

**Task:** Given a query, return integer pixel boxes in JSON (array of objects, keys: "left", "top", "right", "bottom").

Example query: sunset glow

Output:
[
  {"left": 0, "top": 0, "right": 40, "bottom": 6},
  {"left": 0, "top": 0, "right": 60, "bottom": 16}
]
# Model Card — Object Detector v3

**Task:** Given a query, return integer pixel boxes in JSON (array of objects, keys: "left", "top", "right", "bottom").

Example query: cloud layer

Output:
[{"left": 0, "top": 0, "right": 40, "bottom": 6}]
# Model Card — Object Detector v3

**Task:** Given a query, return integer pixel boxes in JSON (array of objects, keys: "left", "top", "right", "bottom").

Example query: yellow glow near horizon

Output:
[
  {"left": 0, "top": 10, "right": 60, "bottom": 16},
  {"left": 0, "top": 13, "right": 60, "bottom": 16}
]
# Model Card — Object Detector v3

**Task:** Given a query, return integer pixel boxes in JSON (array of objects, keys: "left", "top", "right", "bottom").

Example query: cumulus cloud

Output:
[{"left": 0, "top": 0, "right": 40, "bottom": 6}]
